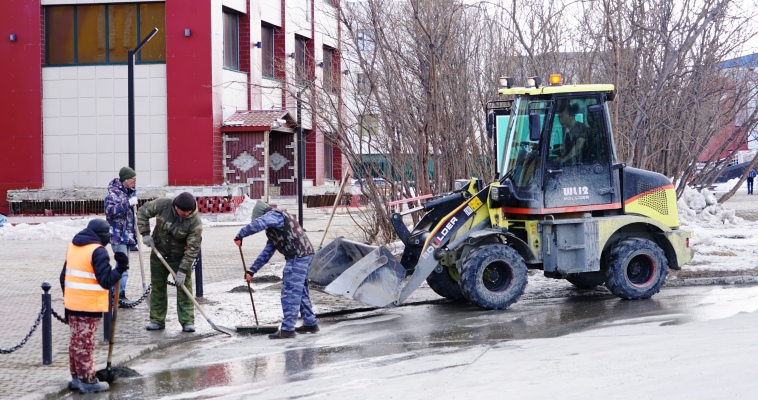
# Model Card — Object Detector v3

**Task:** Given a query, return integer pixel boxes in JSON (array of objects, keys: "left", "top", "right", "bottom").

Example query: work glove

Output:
[
  {"left": 234, "top": 236, "right": 242, "bottom": 247},
  {"left": 245, "top": 270, "right": 254, "bottom": 283},
  {"left": 142, "top": 235, "right": 154, "bottom": 247},
  {"left": 175, "top": 270, "right": 187, "bottom": 287},
  {"left": 114, "top": 252, "right": 129, "bottom": 274},
  {"left": 128, "top": 197, "right": 138, "bottom": 207}
]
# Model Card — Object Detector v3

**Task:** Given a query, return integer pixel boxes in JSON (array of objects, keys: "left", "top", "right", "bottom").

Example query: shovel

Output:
[
  {"left": 152, "top": 248, "right": 235, "bottom": 336},
  {"left": 95, "top": 279, "right": 121, "bottom": 383},
  {"left": 235, "top": 245, "right": 279, "bottom": 334},
  {"left": 134, "top": 205, "right": 147, "bottom": 293}
]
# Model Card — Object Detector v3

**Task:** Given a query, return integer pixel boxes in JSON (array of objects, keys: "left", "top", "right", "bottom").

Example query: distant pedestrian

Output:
[
  {"left": 233, "top": 201, "right": 319, "bottom": 339},
  {"left": 748, "top": 168, "right": 756, "bottom": 195},
  {"left": 137, "top": 192, "right": 202, "bottom": 333},
  {"left": 60, "top": 219, "right": 128, "bottom": 393},
  {"left": 105, "top": 167, "right": 138, "bottom": 302}
]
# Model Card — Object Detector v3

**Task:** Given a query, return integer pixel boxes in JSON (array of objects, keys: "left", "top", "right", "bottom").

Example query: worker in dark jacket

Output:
[
  {"left": 234, "top": 201, "right": 319, "bottom": 339},
  {"left": 137, "top": 192, "right": 202, "bottom": 333},
  {"left": 60, "top": 219, "right": 128, "bottom": 393}
]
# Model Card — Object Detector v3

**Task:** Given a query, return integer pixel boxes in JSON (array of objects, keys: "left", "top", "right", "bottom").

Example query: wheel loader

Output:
[{"left": 310, "top": 74, "right": 694, "bottom": 310}]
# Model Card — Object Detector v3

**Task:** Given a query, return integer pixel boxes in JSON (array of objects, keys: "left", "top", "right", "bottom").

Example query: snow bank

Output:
[{"left": 678, "top": 186, "right": 743, "bottom": 227}]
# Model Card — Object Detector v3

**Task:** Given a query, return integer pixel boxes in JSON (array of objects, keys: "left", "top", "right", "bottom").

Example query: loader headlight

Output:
[
  {"left": 498, "top": 76, "right": 514, "bottom": 88},
  {"left": 526, "top": 76, "right": 542, "bottom": 88}
]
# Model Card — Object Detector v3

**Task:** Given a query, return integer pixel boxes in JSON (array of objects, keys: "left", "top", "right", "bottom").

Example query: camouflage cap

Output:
[{"left": 252, "top": 200, "right": 271, "bottom": 220}]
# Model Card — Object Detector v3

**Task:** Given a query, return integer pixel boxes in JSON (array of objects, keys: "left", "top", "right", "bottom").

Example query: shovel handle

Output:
[
  {"left": 152, "top": 247, "right": 225, "bottom": 333},
  {"left": 106, "top": 278, "right": 120, "bottom": 364},
  {"left": 238, "top": 246, "right": 259, "bottom": 325},
  {"left": 134, "top": 205, "right": 147, "bottom": 293}
]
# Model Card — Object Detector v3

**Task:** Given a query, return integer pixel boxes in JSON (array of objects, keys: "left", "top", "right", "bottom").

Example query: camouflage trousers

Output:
[
  {"left": 149, "top": 252, "right": 194, "bottom": 326},
  {"left": 68, "top": 315, "right": 100, "bottom": 381},
  {"left": 280, "top": 254, "right": 317, "bottom": 331}
]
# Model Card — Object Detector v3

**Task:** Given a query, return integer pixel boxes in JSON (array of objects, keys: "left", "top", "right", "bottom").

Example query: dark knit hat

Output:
[
  {"left": 173, "top": 192, "right": 196, "bottom": 212},
  {"left": 87, "top": 218, "right": 111, "bottom": 246},
  {"left": 119, "top": 167, "right": 137, "bottom": 182}
]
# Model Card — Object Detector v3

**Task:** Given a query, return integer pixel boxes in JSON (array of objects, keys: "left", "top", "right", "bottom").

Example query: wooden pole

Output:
[{"left": 318, "top": 170, "right": 351, "bottom": 249}]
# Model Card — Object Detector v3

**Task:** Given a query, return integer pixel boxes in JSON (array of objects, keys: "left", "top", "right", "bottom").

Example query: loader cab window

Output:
[
  {"left": 501, "top": 98, "right": 548, "bottom": 189},
  {"left": 547, "top": 97, "right": 609, "bottom": 167}
]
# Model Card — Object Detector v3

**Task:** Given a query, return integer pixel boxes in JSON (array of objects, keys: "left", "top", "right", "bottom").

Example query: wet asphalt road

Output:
[{"left": 61, "top": 283, "right": 758, "bottom": 399}]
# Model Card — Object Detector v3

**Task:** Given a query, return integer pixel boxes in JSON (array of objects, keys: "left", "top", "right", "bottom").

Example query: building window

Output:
[
  {"left": 323, "top": 47, "right": 334, "bottom": 93},
  {"left": 261, "top": 24, "right": 275, "bottom": 78},
  {"left": 45, "top": 3, "right": 166, "bottom": 65},
  {"left": 357, "top": 73, "right": 372, "bottom": 94},
  {"left": 360, "top": 114, "right": 378, "bottom": 137},
  {"left": 324, "top": 139, "right": 334, "bottom": 180},
  {"left": 295, "top": 35, "right": 307, "bottom": 86},
  {"left": 357, "top": 30, "right": 373, "bottom": 51},
  {"left": 305, "top": 0, "right": 311, "bottom": 22},
  {"left": 223, "top": 9, "right": 240, "bottom": 70}
]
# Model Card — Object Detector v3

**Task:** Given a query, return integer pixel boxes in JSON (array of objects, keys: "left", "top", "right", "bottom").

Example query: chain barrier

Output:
[
  {"left": 118, "top": 284, "right": 152, "bottom": 308},
  {"left": 0, "top": 305, "right": 45, "bottom": 354},
  {"left": 51, "top": 307, "right": 68, "bottom": 325}
]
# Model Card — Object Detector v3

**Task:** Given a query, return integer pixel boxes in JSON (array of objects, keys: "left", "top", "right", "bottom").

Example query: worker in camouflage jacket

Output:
[
  {"left": 137, "top": 192, "right": 202, "bottom": 333},
  {"left": 104, "top": 166, "right": 138, "bottom": 300},
  {"left": 234, "top": 200, "right": 319, "bottom": 339}
]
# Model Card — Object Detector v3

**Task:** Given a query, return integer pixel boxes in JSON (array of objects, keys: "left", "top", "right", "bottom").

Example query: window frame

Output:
[
  {"left": 44, "top": 3, "right": 166, "bottom": 66},
  {"left": 295, "top": 35, "right": 308, "bottom": 87},
  {"left": 322, "top": 47, "right": 334, "bottom": 93},
  {"left": 261, "top": 23, "right": 276, "bottom": 79},
  {"left": 223, "top": 9, "right": 240, "bottom": 71}
]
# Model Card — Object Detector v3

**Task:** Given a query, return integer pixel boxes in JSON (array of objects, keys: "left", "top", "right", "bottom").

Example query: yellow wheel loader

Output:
[{"left": 310, "top": 74, "right": 694, "bottom": 310}]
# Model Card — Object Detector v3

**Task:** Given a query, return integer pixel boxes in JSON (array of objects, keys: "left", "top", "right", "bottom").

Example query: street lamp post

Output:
[
  {"left": 296, "top": 88, "right": 304, "bottom": 228},
  {"left": 128, "top": 28, "right": 159, "bottom": 169}
]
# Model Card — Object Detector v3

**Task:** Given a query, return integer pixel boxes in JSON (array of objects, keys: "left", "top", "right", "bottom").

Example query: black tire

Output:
[
  {"left": 604, "top": 238, "right": 668, "bottom": 299},
  {"left": 426, "top": 264, "right": 465, "bottom": 301},
  {"left": 457, "top": 244, "right": 527, "bottom": 310},
  {"left": 566, "top": 271, "right": 606, "bottom": 289}
]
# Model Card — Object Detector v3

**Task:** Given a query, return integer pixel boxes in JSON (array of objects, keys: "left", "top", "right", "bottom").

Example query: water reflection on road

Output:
[{"left": 69, "top": 285, "right": 758, "bottom": 399}]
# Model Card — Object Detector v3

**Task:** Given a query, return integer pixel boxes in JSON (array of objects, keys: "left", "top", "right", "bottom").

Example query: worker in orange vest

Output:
[{"left": 59, "top": 219, "right": 128, "bottom": 393}]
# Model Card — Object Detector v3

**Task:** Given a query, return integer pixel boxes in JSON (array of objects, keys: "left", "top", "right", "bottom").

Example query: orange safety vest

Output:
[{"left": 63, "top": 243, "right": 109, "bottom": 313}]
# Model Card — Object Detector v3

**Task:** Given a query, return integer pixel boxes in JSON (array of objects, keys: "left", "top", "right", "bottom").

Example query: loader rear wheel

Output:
[
  {"left": 604, "top": 238, "right": 668, "bottom": 299},
  {"left": 426, "top": 265, "right": 465, "bottom": 301},
  {"left": 566, "top": 271, "right": 606, "bottom": 289},
  {"left": 458, "top": 244, "right": 527, "bottom": 310}
]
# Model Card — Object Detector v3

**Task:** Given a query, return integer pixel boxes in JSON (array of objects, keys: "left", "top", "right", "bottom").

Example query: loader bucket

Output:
[
  {"left": 324, "top": 245, "right": 406, "bottom": 307},
  {"left": 309, "top": 237, "right": 378, "bottom": 286}
]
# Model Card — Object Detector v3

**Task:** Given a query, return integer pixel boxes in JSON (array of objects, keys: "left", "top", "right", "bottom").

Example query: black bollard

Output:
[
  {"left": 194, "top": 249, "right": 203, "bottom": 298},
  {"left": 103, "top": 287, "right": 113, "bottom": 342},
  {"left": 41, "top": 282, "right": 52, "bottom": 365}
]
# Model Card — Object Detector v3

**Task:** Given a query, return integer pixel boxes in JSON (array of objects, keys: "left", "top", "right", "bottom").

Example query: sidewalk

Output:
[{"left": 0, "top": 212, "right": 374, "bottom": 400}]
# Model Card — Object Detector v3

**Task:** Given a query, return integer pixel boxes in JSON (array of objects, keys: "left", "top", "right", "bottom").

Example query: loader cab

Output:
[{"left": 495, "top": 78, "right": 621, "bottom": 215}]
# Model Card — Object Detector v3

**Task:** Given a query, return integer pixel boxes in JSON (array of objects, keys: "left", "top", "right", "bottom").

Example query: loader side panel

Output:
[
  {"left": 540, "top": 215, "right": 693, "bottom": 277},
  {"left": 622, "top": 167, "right": 680, "bottom": 228}
]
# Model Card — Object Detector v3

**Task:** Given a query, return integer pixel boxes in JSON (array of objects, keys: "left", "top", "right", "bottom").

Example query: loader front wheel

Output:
[
  {"left": 426, "top": 265, "right": 465, "bottom": 301},
  {"left": 458, "top": 244, "right": 527, "bottom": 310},
  {"left": 604, "top": 238, "right": 668, "bottom": 299}
]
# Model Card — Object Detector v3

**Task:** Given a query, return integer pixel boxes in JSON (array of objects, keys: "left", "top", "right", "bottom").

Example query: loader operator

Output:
[
  {"left": 556, "top": 101, "right": 591, "bottom": 165},
  {"left": 60, "top": 219, "right": 129, "bottom": 393},
  {"left": 234, "top": 200, "right": 319, "bottom": 339},
  {"left": 137, "top": 192, "right": 203, "bottom": 333}
]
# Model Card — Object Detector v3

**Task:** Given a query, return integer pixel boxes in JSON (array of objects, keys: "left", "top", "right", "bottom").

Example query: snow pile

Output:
[
  {"left": 0, "top": 218, "right": 91, "bottom": 241},
  {"left": 211, "top": 196, "right": 256, "bottom": 223},
  {"left": 678, "top": 186, "right": 743, "bottom": 227},
  {"left": 232, "top": 196, "right": 256, "bottom": 221}
]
